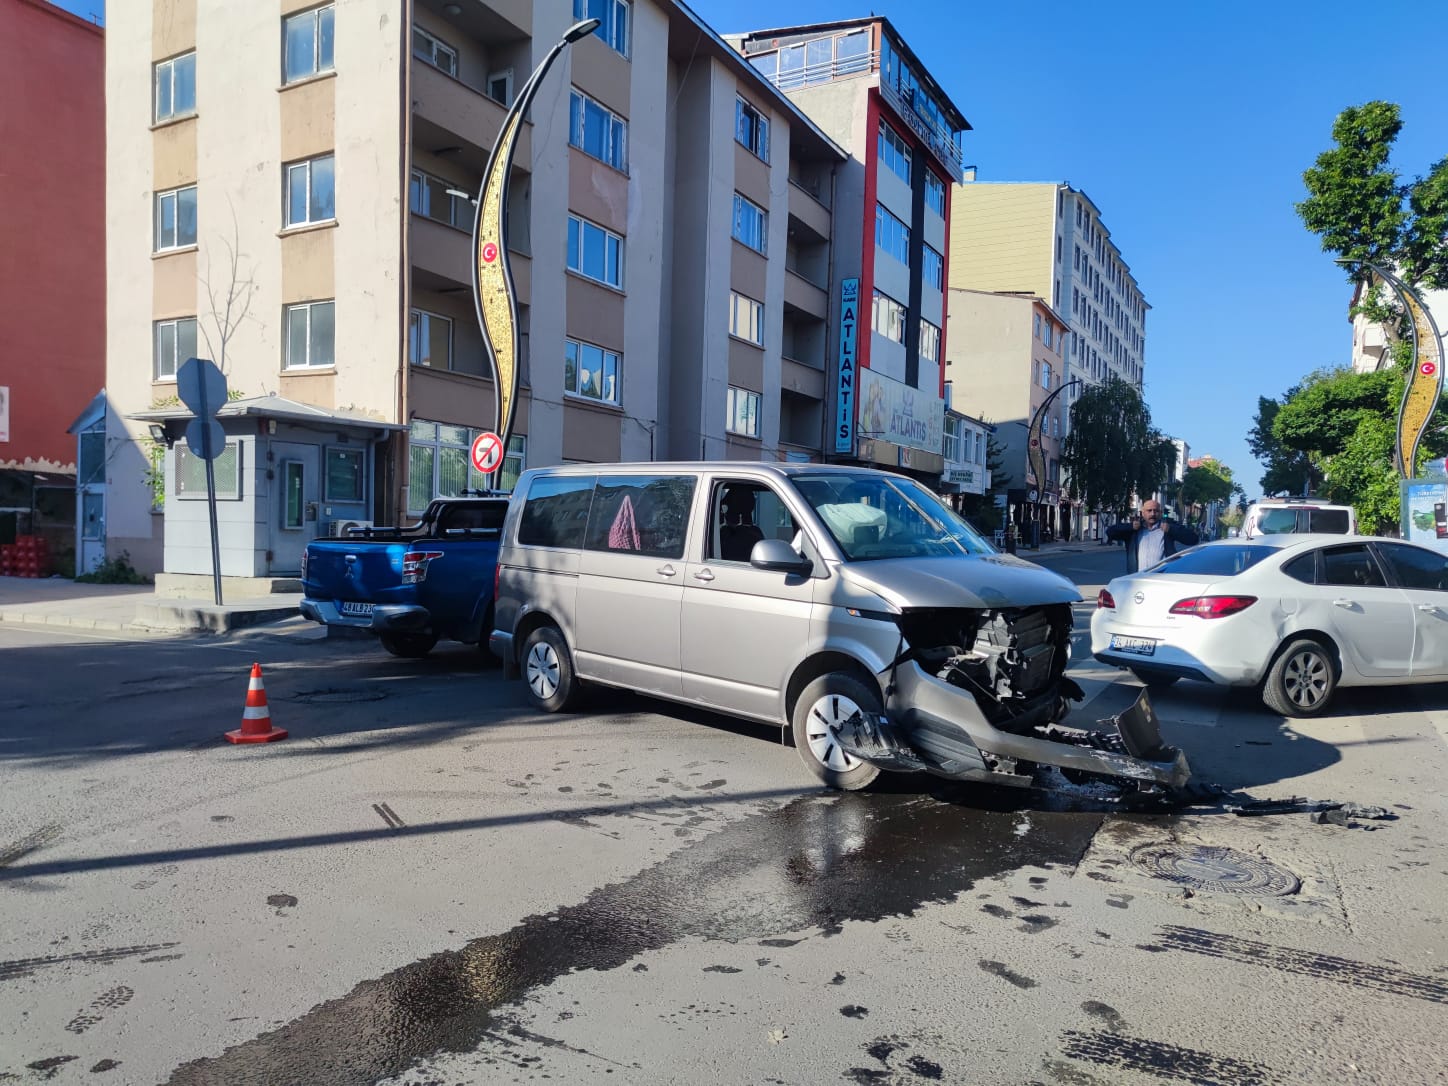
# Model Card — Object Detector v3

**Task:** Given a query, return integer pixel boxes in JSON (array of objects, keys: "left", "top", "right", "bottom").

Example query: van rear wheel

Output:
[
  {"left": 791, "top": 673, "right": 883, "bottom": 791},
  {"left": 522, "top": 625, "right": 581, "bottom": 712}
]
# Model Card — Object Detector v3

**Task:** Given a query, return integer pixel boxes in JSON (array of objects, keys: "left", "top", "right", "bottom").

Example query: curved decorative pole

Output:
[
  {"left": 1026, "top": 377, "right": 1081, "bottom": 502},
  {"left": 471, "top": 18, "right": 599, "bottom": 454},
  {"left": 1338, "top": 260, "right": 1445, "bottom": 478}
]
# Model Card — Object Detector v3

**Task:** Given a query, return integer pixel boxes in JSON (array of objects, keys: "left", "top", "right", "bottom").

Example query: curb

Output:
[
  {"left": 0, "top": 611, "right": 132, "bottom": 632},
  {"left": 132, "top": 602, "right": 302, "bottom": 634}
]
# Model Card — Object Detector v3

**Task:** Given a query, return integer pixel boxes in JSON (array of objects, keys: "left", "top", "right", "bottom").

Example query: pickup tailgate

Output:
[{"left": 303, "top": 541, "right": 418, "bottom": 610}]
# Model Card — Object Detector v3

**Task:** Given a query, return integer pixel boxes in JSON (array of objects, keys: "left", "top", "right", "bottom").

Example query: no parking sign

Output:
[{"left": 470, "top": 430, "right": 504, "bottom": 475}]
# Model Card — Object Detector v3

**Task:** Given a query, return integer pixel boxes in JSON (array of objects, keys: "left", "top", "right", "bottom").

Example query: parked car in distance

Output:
[
  {"left": 1242, "top": 497, "right": 1356, "bottom": 539},
  {"left": 491, "top": 462, "right": 1190, "bottom": 795},
  {"left": 1091, "top": 535, "right": 1448, "bottom": 715},
  {"left": 301, "top": 496, "right": 508, "bottom": 658}
]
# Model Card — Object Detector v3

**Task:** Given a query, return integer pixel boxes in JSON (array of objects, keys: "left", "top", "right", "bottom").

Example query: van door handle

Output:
[
  {"left": 656, "top": 564, "right": 678, "bottom": 578},
  {"left": 1417, "top": 603, "right": 1442, "bottom": 614},
  {"left": 1332, "top": 599, "right": 1355, "bottom": 609},
  {"left": 693, "top": 568, "right": 715, "bottom": 582}
]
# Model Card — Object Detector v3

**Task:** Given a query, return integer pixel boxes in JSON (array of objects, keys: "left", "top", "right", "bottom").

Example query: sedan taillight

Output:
[
  {"left": 1097, "top": 588, "right": 1115, "bottom": 609},
  {"left": 1169, "top": 595, "right": 1257, "bottom": 619}
]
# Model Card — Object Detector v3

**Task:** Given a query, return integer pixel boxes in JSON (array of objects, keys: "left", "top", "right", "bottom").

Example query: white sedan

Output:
[{"left": 1090, "top": 534, "right": 1448, "bottom": 716}]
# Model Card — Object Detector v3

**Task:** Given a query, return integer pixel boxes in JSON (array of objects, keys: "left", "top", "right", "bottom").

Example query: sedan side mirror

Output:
[{"left": 750, "top": 538, "right": 812, "bottom": 575}]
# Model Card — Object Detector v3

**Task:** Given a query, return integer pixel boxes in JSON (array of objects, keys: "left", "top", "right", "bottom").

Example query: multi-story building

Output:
[
  {"left": 104, "top": 0, "right": 845, "bottom": 578},
  {"left": 0, "top": 0, "right": 104, "bottom": 569},
  {"left": 1349, "top": 277, "right": 1446, "bottom": 374},
  {"left": 940, "top": 408, "right": 991, "bottom": 510},
  {"left": 949, "top": 182, "right": 1147, "bottom": 407},
  {"left": 944, "top": 289, "right": 1071, "bottom": 541},
  {"left": 729, "top": 18, "right": 970, "bottom": 484}
]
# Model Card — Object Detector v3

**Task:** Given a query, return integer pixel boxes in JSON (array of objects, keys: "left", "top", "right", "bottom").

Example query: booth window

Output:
[
  {"left": 176, "top": 441, "right": 241, "bottom": 500},
  {"left": 325, "top": 447, "right": 363, "bottom": 502}
]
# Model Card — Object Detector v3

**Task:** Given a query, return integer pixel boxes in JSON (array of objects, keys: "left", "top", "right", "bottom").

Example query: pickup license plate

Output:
[
  {"left": 340, "top": 601, "right": 374, "bottom": 617},
  {"left": 1110, "top": 635, "right": 1157, "bottom": 656}
]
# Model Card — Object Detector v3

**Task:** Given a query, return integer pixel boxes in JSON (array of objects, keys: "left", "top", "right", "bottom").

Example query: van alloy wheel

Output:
[
  {"left": 790, "top": 673, "right": 882, "bottom": 791},
  {"left": 520, "top": 625, "right": 581, "bottom": 712},
  {"left": 526, "top": 641, "right": 560, "bottom": 700},
  {"left": 806, "top": 694, "right": 866, "bottom": 773}
]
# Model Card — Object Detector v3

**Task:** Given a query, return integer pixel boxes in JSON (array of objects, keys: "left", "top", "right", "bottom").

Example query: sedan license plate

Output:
[
  {"left": 340, "top": 601, "right": 374, "bottom": 617},
  {"left": 1110, "top": 634, "right": 1157, "bottom": 656}
]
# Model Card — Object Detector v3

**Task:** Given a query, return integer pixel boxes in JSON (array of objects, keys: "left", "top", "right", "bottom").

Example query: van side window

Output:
[
  {"left": 518, "top": 476, "right": 596, "bottom": 548},
  {"left": 1256, "top": 508, "right": 1298, "bottom": 535},
  {"left": 1307, "top": 508, "right": 1350, "bottom": 533},
  {"left": 583, "top": 475, "right": 696, "bottom": 559},
  {"left": 708, "top": 482, "right": 798, "bottom": 562}
]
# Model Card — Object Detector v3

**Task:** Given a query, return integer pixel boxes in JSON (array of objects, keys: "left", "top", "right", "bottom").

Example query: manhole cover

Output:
[
  {"left": 292, "top": 689, "right": 388, "bottom": 704},
  {"left": 1128, "top": 844, "right": 1300, "bottom": 896}
]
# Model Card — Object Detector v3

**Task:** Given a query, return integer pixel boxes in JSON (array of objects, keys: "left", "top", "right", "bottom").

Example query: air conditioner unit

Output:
[{"left": 329, "top": 519, "right": 373, "bottom": 538}]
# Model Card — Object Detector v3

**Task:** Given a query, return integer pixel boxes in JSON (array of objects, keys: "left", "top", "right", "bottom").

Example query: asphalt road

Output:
[{"left": 3, "top": 559, "right": 1447, "bottom": 1085}]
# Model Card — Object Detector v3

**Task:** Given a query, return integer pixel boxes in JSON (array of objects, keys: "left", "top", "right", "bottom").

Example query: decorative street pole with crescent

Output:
[
  {"left": 470, "top": 18, "right": 600, "bottom": 456},
  {"left": 1026, "top": 376, "right": 1081, "bottom": 503}
]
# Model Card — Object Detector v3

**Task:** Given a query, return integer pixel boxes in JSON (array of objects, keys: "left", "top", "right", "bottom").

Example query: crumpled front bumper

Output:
[{"left": 863, "top": 660, "right": 1190, "bottom": 792}]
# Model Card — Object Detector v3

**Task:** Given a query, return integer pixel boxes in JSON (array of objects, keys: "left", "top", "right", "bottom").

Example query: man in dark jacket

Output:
[{"left": 1106, "top": 499, "right": 1199, "bottom": 573}]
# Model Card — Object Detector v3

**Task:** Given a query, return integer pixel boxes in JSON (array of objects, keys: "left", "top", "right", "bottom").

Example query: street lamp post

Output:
[
  {"left": 468, "top": 17, "right": 599, "bottom": 459},
  {"left": 1023, "top": 376, "right": 1081, "bottom": 548}
]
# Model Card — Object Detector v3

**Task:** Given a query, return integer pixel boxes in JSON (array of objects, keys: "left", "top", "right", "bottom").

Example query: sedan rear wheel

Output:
[{"left": 1263, "top": 637, "right": 1336, "bottom": 717}]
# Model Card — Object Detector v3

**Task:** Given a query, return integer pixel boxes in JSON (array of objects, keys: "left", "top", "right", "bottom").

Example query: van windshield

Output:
[{"left": 792, "top": 473, "right": 994, "bottom": 561}]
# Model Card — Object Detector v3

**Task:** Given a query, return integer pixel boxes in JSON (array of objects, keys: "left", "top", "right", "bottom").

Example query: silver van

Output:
[{"left": 491, "top": 463, "right": 1188, "bottom": 795}]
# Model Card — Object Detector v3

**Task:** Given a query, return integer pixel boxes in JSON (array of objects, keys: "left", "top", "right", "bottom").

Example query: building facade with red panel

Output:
[
  {"left": 730, "top": 18, "right": 969, "bottom": 484},
  {"left": 0, "top": 0, "right": 105, "bottom": 555}
]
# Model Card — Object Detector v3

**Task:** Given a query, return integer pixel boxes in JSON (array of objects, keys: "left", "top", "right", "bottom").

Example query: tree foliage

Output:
[
  {"left": 1248, "top": 390, "right": 1317, "bottom": 496},
  {"left": 1063, "top": 378, "right": 1175, "bottom": 515},
  {"left": 1181, "top": 457, "right": 1234, "bottom": 507}
]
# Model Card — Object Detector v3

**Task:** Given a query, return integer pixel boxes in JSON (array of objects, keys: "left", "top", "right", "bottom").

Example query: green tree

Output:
[
  {"left": 1181, "top": 457, "right": 1234, "bottom": 507},
  {"left": 1247, "top": 390, "right": 1317, "bottom": 496},
  {"left": 1063, "top": 378, "right": 1173, "bottom": 516}
]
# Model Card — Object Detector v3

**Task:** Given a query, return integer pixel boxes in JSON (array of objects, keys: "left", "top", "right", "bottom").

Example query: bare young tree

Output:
[{"left": 196, "top": 203, "right": 258, "bottom": 378}]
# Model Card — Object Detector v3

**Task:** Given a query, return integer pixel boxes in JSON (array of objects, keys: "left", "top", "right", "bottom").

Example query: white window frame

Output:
[
  {"left": 567, "top": 214, "right": 624, "bottom": 289},
  {"left": 154, "top": 51, "right": 196, "bottom": 123},
  {"left": 284, "top": 300, "right": 336, "bottom": 370},
  {"left": 569, "top": 89, "right": 628, "bottom": 172},
  {"left": 154, "top": 184, "right": 197, "bottom": 252},
  {"left": 735, "top": 97, "right": 770, "bottom": 162},
  {"left": 283, "top": 4, "right": 335, "bottom": 85},
  {"left": 408, "top": 421, "right": 525, "bottom": 514},
  {"left": 409, "top": 168, "right": 469, "bottom": 229},
  {"left": 285, "top": 153, "right": 336, "bottom": 228},
  {"left": 574, "top": 0, "right": 630, "bottom": 57},
  {"left": 565, "top": 338, "right": 621, "bottom": 405},
  {"left": 922, "top": 244, "right": 943, "bottom": 291},
  {"left": 878, "top": 122, "right": 911, "bottom": 185},
  {"left": 409, "top": 309, "right": 453, "bottom": 370},
  {"left": 726, "top": 386, "right": 761, "bottom": 438},
  {"left": 872, "top": 290, "right": 905, "bottom": 344},
  {"left": 1040, "top": 361, "right": 1052, "bottom": 389},
  {"left": 413, "top": 25, "right": 458, "bottom": 77},
  {"left": 487, "top": 69, "right": 513, "bottom": 106},
  {"left": 729, "top": 291, "right": 764, "bottom": 346},
  {"left": 153, "top": 317, "right": 197, "bottom": 381},
  {"left": 731, "top": 193, "right": 767, "bottom": 254},
  {"left": 875, "top": 204, "right": 910, "bottom": 266},
  {"left": 944, "top": 416, "right": 962, "bottom": 462},
  {"left": 920, "top": 320, "right": 940, "bottom": 363}
]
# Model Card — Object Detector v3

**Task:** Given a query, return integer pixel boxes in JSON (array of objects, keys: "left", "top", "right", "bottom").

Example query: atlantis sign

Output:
[
  {"left": 834, "top": 278, "right": 859, "bottom": 454},
  {"left": 859, "top": 367, "right": 945, "bottom": 454}
]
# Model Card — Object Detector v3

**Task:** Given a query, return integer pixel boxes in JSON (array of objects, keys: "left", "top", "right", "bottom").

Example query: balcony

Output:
[
  {"left": 411, "top": 216, "right": 531, "bottom": 307},
  {"left": 788, "top": 182, "right": 831, "bottom": 240},
  {"left": 875, "top": 78, "right": 965, "bottom": 183},
  {"left": 412, "top": 59, "right": 527, "bottom": 177},
  {"left": 784, "top": 268, "right": 827, "bottom": 320}
]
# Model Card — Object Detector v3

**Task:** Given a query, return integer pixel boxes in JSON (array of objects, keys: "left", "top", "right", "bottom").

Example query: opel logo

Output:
[{"left": 1133, "top": 591, "right": 1145, "bottom": 605}]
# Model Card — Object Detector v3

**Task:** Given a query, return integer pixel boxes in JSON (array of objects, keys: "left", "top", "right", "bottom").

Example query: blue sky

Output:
[{"left": 60, "top": 0, "right": 1445, "bottom": 495}]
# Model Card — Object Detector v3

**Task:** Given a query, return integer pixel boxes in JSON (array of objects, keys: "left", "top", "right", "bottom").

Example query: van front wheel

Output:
[
  {"left": 791, "top": 673, "right": 883, "bottom": 791},
  {"left": 522, "top": 626, "right": 581, "bottom": 712}
]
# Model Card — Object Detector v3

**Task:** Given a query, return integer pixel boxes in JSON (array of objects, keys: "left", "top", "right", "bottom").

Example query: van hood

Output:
[{"left": 838, "top": 554, "right": 1082, "bottom": 611}]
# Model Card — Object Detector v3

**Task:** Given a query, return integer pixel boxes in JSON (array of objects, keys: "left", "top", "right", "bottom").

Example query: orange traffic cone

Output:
[{"left": 225, "top": 663, "right": 288, "bottom": 744}]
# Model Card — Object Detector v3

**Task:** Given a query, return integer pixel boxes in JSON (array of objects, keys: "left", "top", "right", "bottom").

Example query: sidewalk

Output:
[{"left": 0, "top": 576, "right": 313, "bottom": 637}]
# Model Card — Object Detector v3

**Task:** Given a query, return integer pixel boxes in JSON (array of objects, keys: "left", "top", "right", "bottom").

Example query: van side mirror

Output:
[{"left": 750, "top": 538, "right": 811, "bottom": 574}]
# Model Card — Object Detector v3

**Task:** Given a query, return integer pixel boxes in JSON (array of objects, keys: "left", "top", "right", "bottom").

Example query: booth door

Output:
[{"left": 270, "top": 443, "right": 320, "bottom": 575}]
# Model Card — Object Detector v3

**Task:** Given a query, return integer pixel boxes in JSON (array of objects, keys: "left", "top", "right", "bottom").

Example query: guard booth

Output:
[{"left": 128, "top": 395, "right": 402, "bottom": 588}]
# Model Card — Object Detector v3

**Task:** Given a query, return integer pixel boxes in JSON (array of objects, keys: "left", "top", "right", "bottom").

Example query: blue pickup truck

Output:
[{"left": 300, "top": 496, "right": 509, "bottom": 658}]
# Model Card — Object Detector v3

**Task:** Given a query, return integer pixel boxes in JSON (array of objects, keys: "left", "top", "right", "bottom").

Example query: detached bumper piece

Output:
[{"left": 876, "top": 661, "right": 1191, "bottom": 793}]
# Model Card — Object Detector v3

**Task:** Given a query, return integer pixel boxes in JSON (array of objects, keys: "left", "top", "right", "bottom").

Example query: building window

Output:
[
  {"left": 567, "top": 215, "right": 624, "bottom": 289},
  {"left": 1044, "top": 321, "right": 1054, "bottom": 349},
  {"left": 409, "top": 309, "right": 453, "bottom": 370},
  {"left": 569, "top": 90, "right": 628, "bottom": 171},
  {"left": 154, "top": 317, "right": 197, "bottom": 381},
  {"left": 410, "top": 169, "right": 469, "bottom": 228},
  {"left": 285, "top": 300, "right": 336, "bottom": 369},
  {"left": 875, "top": 204, "right": 910, "bottom": 266},
  {"left": 285, "top": 154, "right": 335, "bottom": 227},
  {"left": 923, "top": 244, "right": 943, "bottom": 291},
  {"left": 284, "top": 5, "right": 335, "bottom": 84},
  {"left": 575, "top": 0, "right": 629, "bottom": 56},
  {"left": 878, "top": 122, "right": 911, "bottom": 185},
  {"left": 726, "top": 386, "right": 761, "bottom": 438},
  {"left": 154, "top": 185, "right": 197, "bottom": 252},
  {"left": 565, "top": 338, "right": 620, "bottom": 404},
  {"left": 413, "top": 25, "right": 458, "bottom": 77},
  {"left": 944, "top": 417, "right": 961, "bottom": 462},
  {"left": 154, "top": 52, "right": 196, "bottom": 123},
  {"left": 729, "top": 291, "right": 764, "bottom": 346},
  {"left": 925, "top": 171, "right": 945, "bottom": 216},
  {"left": 1040, "top": 361, "right": 1052, "bottom": 389},
  {"left": 731, "top": 193, "right": 767, "bottom": 254},
  {"left": 487, "top": 69, "right": 512, "bottom": 105},
  {"left": 975, "top": 433, "right": 984, "bottom": 462},
  {"left": 408, "top": 419, "right": 524, "bottom": 512},
  {"left": 735, "top": 97, "right": 770, "bottom": 161},
  {"left": 324, "top": 447, "right": 364, "bottom": 502},
  {"left": 920, "top": 320, "right": 940, "bottom": 363},
  {"left": 872, "top": 290, "right": 905, "bottom": 344}
]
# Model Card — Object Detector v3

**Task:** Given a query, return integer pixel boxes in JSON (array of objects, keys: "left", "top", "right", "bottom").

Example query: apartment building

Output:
[
  {"left": 730, "top": 18, "right": 969, "bottom": 483},
  {"left": 944, "top": 289, "right": 1071, "bottom": 541},
  {"left": 105, "top": 0, "right": 844, "bottom": 578},
  {"left": 950, "top": 183, "right": 1147, "bottom": 412},
  {"left": 0, "top": 0, "right": 104, "bottom": 568},
  {"left": 1349, "top": 277, "right": 1446, "bottom": 374}
]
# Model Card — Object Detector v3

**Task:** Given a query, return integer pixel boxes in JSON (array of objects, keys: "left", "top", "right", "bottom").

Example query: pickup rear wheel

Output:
[
  {"left": 522, "top": 626, "right": 581, "bottom": 712},
  {"left": 790, "top": 673, "right": 882, "bottom": 791},
  {"left": 380, "top": 632, "right": 438, "bottom": 658}
]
